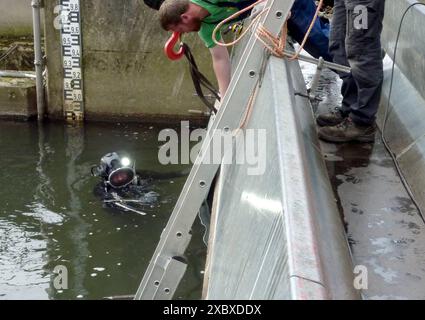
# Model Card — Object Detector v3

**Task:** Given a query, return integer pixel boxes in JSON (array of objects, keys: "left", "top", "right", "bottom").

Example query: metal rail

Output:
[{"left": 31, "top": 0, "right": 45, "bottom": 120}]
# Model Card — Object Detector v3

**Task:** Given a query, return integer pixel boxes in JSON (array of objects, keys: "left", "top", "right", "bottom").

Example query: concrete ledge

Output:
[{"left": 0, "top": 77, "right": 37, "bottom": 120}]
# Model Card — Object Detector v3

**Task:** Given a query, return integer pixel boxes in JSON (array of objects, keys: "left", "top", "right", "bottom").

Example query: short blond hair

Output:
[{"left": 159, "top": 0, "right": 190, "bottom": 30}]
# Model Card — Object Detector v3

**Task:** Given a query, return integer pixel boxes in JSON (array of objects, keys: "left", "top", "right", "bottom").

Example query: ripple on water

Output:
[
  {"left": 22, "top": 202, "right": 65, "bottom": 225},
  {"left": 0, "top": 218, "right": 50, "bottom": 299}
]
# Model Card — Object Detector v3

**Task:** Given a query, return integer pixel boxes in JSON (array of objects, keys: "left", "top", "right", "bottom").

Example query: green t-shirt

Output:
[{"left": 190, "top": 0, "right": 242, "bottom": 48}]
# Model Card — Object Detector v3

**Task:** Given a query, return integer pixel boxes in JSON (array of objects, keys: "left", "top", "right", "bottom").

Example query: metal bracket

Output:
[
  {"left": 31, "top": 0, "right": 43, "bottom": 9},
  {"left": 134, "top": 0, "right": 294, "bottom": 300},
  {"left": 307, "top": 56, "right": 325, "bottom": 101},
  {"left": 284, "top": 49, "right": 351, "bottom": 74}
]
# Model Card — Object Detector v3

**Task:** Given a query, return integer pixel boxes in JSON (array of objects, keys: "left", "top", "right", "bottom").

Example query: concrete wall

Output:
[
  {"left": 0, "top": 0, "right": 36, "bottom": 37},
  {"left": 381, "top": 0, "right": 425, "bottom": 101},
  {"left": 378, "top": 0, "right": 425, "bottom": 213},
  {"left": 44, "top": 0, "right": 215, "bottom": 123}
]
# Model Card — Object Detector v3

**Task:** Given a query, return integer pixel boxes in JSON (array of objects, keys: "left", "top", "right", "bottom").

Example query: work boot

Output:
[
  {"left": 318, "top": 118, "right": 376, "bottom": 143},
  {"left": 316, "top": 108, "right": 347, "bottom": 127}
]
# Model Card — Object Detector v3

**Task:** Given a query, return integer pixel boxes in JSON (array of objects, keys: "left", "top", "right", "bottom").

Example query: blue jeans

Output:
[
  {"left": 330, "top": 0, "right": 385, "bottom": 125},
  {"left": 288, "top": 0, "right": 332, "bottom": 61}
]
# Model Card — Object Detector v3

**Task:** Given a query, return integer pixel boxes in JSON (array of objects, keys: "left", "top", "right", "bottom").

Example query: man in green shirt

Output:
[
  {"left": 159, "top": 0, "right": 241, "bottom": 98},
  {"left": 159, "top": 0, "right": 330, "bottom": 99},
  {"left": 187, "top": 0, "right": 250, "bottom": 48}
]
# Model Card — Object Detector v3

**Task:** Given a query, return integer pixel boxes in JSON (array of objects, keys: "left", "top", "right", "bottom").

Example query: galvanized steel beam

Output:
[{"left": 135, "top": 0, "right": 294, "bottom": 300}]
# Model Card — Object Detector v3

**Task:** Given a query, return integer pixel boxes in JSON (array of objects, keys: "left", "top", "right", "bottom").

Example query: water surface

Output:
[{"left": 0, "top": 121, "right": 206, "bottom": 300}]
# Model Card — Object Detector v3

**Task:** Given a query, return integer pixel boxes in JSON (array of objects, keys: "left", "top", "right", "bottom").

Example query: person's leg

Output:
[
  {"left": 317, "top": 0, "right": 385, "bottom": 142},
  {"left": 345, "top": 0, "right": 385, "bottom": 125},
  {"left": 316, "top": 0, "right": 352, "bottom": 127},
  {"left": 329, "top": 0, "right": 357, "bottom": 115}
]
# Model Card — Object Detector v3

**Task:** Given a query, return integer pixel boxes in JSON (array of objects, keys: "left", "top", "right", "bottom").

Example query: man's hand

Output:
[{"left": 209, "top": 45, "right": 232, "bottom": 99}]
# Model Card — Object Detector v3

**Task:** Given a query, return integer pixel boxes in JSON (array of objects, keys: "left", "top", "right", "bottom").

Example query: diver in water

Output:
[
  {"left": 91, "top": 152, "right": 187, "bottom": 215},
  {"left": 91, "top": 152, "right": 212, "bottom": 244}
]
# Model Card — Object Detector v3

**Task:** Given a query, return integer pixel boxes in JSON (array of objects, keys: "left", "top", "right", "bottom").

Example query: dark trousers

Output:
[{"left": 330, "top": 0, "right": 385, "bottom": 125}]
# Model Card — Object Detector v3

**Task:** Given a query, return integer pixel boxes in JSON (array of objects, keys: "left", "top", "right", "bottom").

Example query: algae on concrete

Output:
[{"left": 0, "top": 37, "right": 38, "bottom": 71}]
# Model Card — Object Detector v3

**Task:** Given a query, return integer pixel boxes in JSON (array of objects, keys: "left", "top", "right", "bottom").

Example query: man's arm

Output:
[{"left": 209, "top": 45, "right": 231, "bottom": 99}]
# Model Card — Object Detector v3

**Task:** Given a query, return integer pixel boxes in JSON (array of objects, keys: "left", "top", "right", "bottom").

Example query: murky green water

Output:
[{"left": 0, "top": 120, "right": 206, "bottom": 300}]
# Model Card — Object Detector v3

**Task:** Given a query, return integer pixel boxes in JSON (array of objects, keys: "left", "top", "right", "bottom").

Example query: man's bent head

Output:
[{"left": 159, "top": 0, "right": 204, "bottom": 33}]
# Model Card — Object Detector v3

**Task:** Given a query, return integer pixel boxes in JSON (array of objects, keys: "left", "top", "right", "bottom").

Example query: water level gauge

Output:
[{"left": 59, "top": 0, "right": 84, "bottom": 121}]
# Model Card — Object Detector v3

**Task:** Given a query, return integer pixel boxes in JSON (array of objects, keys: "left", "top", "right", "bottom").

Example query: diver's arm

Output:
[{"left": 209, "top": 45, "right": 231, "bottom": 99}]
